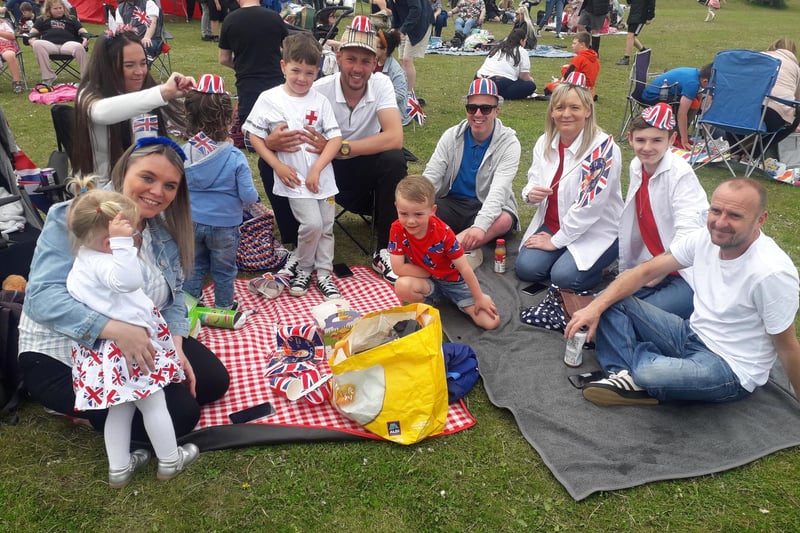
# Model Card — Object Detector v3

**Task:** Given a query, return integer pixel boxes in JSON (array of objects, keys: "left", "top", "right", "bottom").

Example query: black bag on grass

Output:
[{"left": 0, "top": 289, "right": 25, "bottom": 425}]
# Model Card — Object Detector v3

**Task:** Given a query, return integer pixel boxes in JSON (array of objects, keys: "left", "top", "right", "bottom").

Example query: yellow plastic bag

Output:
[{"left": 329, "top": 303, "right": 448, "bottom": 445}]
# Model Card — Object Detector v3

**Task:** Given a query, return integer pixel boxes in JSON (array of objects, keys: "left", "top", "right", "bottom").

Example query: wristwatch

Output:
[{"left": 340, "top": 140, "right": 351, "bottom": 158}]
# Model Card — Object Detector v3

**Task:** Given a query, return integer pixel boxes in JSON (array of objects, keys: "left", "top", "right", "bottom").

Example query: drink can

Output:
[
  {"left": 195, "top": 307, "right": 244, "bottom": 329},
  {"left": 40, "top": 168, "right": 56, "bottom": 188},
  {"left": 564, "top": 328, "right": 588, "bottom": 368}
]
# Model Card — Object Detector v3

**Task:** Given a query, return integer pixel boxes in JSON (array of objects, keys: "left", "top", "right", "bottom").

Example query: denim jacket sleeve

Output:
[
  {"left": 146, "top": 217, "right": 191, "bottom": 338},
  {"left": 24, "top": 202, "right": 110, "bottom": 344},
  {"left": 24, "top": 202, "right": 191, "bottom": 343}
]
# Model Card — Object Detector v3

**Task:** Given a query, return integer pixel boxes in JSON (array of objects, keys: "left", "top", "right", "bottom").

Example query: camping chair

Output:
[
  {"left": 0, "top": 22, "right": 28, "bottom": 92},
  {"left": 48, "top": 104, "right": 74, "bottom": 193},
  {"left": 0, "top": 105, "right": 43, "bottom": 280},
  {"left": 690, "top": 49, "right": 796, "bottom": 177},
  {"left": 148, "top": 8, "right": 172, "bottom": 81},
  {"left": 334, "top": 189, "right": 377, "bottom": 255},
  {"left": 618, "top": 48, "right": 679, "bottom": 138},
  {"left": 0, "top": 47, "right": 27, "bottom": 92}
]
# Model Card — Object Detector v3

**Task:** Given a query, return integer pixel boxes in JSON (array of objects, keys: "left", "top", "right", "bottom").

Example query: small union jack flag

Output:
[
  {"left": 189, "top": 132, "right": 217, "bottom": 156},
  {"left": 132, "top": 7, "right": 151, "bottom": 26},
  {"left": 576, "top": 135, "right": 614, "bottom": 208},
  {"left": 406, "top": 90, "right": 426, "bottom": 126},
  {"left": 133, "top": 114, "right": 159, "bottom": 133}
]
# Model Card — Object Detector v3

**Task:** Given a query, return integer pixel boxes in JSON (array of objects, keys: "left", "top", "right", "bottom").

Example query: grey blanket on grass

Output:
[{"left": 439, "top": 241, "right": 800, "bottom": 501}]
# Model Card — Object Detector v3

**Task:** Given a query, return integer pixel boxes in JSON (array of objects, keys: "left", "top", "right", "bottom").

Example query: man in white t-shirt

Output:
[
  {"left": 262, "top": 16, "right": 407, "bottom": 283},
  {"left": 565, "top": 178, "right": 800, "bottom": 407}
]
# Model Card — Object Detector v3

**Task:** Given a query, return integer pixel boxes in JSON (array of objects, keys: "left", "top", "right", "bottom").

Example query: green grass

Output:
[{"left": 3, "top": 1, "right": 800, "bottom": 531}]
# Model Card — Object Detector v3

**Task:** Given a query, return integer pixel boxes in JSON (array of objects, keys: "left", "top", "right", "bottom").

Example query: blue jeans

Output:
[
  {"left": 455, "top": 17, "right": 477, "bottom": 35},
  {"left": 633, "top": 275, "right": 694, "bottom": 320},
  {"left": 184, "top": 223, "right": 239, "bottom": 308},
  {"left": 596, "top": 296, "right": 751, "bottom": 403},
  {"left": 425, "top": 277, "right": 475, "bottom": 309},
  {"left": 434, "top": 11, "right": 448, "bottom": 37},
  {"left": 489, "top": 75, "right": 537, "bottom": 100},
  {"left": 515, "top": 225, "right": 618, "bottom": 291},
  {"left": 538, "top": 0, "right": 565, "bottom": 34}
]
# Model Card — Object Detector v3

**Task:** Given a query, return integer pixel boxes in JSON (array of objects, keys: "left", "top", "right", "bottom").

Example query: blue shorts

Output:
[{"left": 424, "top": 278, "right": 475, "bottom": 310}]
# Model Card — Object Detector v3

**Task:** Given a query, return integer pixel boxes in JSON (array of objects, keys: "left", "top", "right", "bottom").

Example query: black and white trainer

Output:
[
  {"left": 289, "top": 269, "right": 312, "bottom": 297},
  {"left": 582, "top": 369, "right": 659, "bottom": 407},
  {"left": 316, "top": 275, "right": 342, "bottom": 300},
  {"left": 372, "top": 248, "right": 398, "bottom": 284}
]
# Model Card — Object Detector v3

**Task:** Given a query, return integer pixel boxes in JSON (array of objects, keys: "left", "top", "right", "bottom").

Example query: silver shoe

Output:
[
  {"left": 156, "top": 443, "right": 200, "bottom": 481},
  {"left": 108, "top": 449, "right": 151, "bottom": 488}
]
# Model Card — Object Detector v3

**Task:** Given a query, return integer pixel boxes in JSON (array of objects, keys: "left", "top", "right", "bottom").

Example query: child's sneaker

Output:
[
  {"left": 277, "top": 252, "right": 299, "bottom": 278},
  {"left": 316, "top": 275, "right": 342, "bottom": 300},
  {"left": 289, "top": 269, "right": 312, "bottom": 297},
  {"left": 156, "top": 444, "right": 200, "bottom": 481},
  {"left": 372, "top": 248, "right": 398, "bottom": 284}
]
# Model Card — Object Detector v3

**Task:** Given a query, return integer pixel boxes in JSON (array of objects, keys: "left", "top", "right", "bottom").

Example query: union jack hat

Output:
[
  {"left": 564, "top": 71, "right": 588, "bottom": 89},
  {"left": 192, "top": 74, "right": 228, "bottom": 95},
  {"left": 464, "top": 78, "right": 504, "bottom": 104},
  {"left": 340, "top": 16, "right": 376, "bottom": 54},
  {"left": 641, "top": 102, "right": 676, "bottom": 131}
]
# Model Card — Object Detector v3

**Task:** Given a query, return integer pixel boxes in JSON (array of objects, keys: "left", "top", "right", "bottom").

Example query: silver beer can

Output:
[{"left": 564, "top": 328, "right": 588, "bottom": 368}]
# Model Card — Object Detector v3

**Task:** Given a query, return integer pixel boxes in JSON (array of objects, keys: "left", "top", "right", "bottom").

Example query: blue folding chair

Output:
[{"left": 691, "top": 49, "right": 798, "bottom": 177}]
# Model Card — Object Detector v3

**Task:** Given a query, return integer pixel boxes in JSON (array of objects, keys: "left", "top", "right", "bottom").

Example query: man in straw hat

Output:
[
  {"left": 422, "top": 78, "right": 520, "bottom": 266},
  {"left": 262, "top": 15, "right": 407, "bottom": 284}
]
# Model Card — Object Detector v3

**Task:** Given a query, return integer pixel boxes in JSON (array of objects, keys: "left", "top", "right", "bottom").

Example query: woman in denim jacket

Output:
[{"left": 18, "top": 139, "right": 230, "bottom": 443}]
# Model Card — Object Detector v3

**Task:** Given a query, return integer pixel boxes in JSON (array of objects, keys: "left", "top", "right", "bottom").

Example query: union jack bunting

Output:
[
  {"left": 132, "top": 7, "right": 151, "bottom": 26},
  {"left": 576, "top": 135, "right": 614, "bottom": 208},
  {"left": 641, "top": 103, "right": 675, "bottom": 131},
  {"left": 189, "top": 132, "right": 217, "bottom": 156},
  {"left": 133, "top": 114, "right": 159, "bottom": 133},
  {"left": 406, "top": 90, "right": 426, "bottom": 126}
]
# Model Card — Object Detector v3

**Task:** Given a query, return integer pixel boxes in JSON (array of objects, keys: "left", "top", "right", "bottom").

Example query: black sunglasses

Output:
[{"left": 465, "top": 104, "right": 498, "bottom": 115}]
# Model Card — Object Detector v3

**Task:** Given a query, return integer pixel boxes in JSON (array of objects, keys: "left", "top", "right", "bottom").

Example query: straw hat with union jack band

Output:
[{"left": 340, "top": 16, "right": 376, "bottom": 54}]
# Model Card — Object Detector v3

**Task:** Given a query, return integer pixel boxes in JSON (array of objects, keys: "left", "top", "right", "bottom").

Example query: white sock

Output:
[
  {"left": 136, "top": 390, "right": 179, "bottom": 462},
  {"left": 105, "top": 403, "right": 136, "bottom": 471}
]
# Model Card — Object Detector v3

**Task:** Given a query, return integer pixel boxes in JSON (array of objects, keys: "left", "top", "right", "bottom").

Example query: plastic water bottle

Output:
[{"left": 659, "top": 80, "right": 669, "bottom": 102}]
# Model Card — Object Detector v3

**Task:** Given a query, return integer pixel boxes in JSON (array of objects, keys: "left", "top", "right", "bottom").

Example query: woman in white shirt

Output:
[
  {"left": 516, "top": 74, "right": 623, "bottom": 291},
  {"left": 476, "top": 27, "right": 536, "bottom": 100}
]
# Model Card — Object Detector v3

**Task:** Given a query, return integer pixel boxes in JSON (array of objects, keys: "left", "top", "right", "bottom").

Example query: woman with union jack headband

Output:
[
  {"left": 72, "top": 30, "right": 195, "bottom": 186},
  {"left": 19, "top": 139, "right": 231, "bottom": 486},
  {"left": 517, "top": 72, "right": 623, "bottom": 292}
]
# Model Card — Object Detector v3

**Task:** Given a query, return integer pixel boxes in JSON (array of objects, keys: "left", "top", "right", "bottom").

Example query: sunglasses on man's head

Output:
[{"left": 465, "top": 104, "right": 498, "bottom": 115}]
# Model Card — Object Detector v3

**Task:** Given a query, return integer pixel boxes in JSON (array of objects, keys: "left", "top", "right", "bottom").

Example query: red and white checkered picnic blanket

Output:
[{"left": 196, "top": 267, "right": 476, "bottom": 440}]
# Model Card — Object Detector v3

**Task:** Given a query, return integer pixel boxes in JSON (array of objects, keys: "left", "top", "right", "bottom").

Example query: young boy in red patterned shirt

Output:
[{"left": 388, "top": 175, "right": 500, "bottom": 330}]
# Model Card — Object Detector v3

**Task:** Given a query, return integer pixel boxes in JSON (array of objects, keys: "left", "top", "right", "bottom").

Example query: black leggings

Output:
[{"left": 19, "top": 336, "right": 230, "bottom": 446}]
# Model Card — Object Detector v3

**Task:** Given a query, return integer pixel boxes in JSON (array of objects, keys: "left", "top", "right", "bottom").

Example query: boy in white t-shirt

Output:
[{"left": 244, "top": 32, "right": 343, "bottom": 300}]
